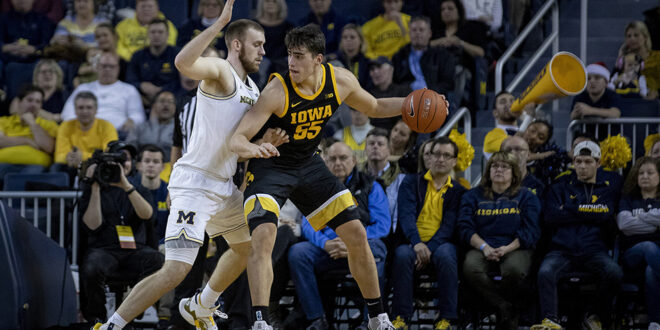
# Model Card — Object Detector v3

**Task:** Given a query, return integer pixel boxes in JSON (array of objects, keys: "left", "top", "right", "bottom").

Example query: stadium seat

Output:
[{"left": 3, "top": 172, "right": 70, "bottom": 191}]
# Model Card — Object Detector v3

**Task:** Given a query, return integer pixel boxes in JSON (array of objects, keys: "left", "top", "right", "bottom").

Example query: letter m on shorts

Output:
[{"left": 177, "top": 211, "right": 196, "bottom": 225}]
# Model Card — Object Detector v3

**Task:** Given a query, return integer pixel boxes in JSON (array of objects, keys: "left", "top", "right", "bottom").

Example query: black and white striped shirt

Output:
[{"left": 173, "top": 94, "right": 197, "bottom": 155}]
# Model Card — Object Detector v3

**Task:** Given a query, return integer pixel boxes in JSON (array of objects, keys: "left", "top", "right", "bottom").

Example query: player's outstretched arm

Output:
[
  {"left": 335, "top": 66, "right": 404, "bottom": 118},
  {"left": 174, "top": 0, "right": 234, "bottom": 81},
  {"left": 230, "top": 78, "right": 287, "bottom": 159}
]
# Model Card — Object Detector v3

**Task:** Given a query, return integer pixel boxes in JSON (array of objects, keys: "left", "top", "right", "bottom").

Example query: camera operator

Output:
[{"left": 79, "top": 140, "right": 164, "bottom": 324}]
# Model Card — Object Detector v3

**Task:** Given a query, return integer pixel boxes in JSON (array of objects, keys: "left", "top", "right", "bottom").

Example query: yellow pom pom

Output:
[
  {"left": 449, "top": 129, "right": 475, "bottom": 172},
  {"left": 599, "top": 135, "right": 632, "bottom": 171}
]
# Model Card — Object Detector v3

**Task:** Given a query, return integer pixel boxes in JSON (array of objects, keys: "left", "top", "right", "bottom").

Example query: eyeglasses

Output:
[
  {"left": 491, "top": 163, "right": 512, "bottom": 171},
  {"left": 424, "top": 152, "right": 455, "bottom": 160}
]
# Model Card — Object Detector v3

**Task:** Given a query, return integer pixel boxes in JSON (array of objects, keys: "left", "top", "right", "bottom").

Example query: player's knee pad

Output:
[{"left": 244, "top": 194, "right": 280, "bottom": 232}]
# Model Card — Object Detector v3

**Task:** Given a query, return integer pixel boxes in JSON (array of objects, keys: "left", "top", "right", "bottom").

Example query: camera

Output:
[{"left": 80, "top": 149, "right": 127, "bottom": 186}]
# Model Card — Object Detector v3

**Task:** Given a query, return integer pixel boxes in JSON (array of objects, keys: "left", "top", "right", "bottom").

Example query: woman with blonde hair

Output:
[
  {"left": 616, "top": 21, "right": 659, "bottom": 99},
  {"left": 9, "top": 59, "right": 67, "bottom": 122},
  {"left": 254, "top": 0, "right": 293, "bottom": 76},
  {"left": 458, "top": 151, "right": 541, "bottom": 329}
]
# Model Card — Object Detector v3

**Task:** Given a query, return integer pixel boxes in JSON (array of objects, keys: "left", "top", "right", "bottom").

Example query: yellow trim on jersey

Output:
[
  {"left": 164, "top": 229, "right": 204, "bottom": 244},
  {"left": 306, "top": 189, "right": 355, "bottom": 231},
  {"left": 244, "top": 194, "right": 281, "bottom": 221},
  {"left": 291, "top": 64, "right": 326, "bottom": 101},
  {"left": 198, "top": 86, "right": 237, "bottom": 100},
  {"left": 269, "top": 73, "right": 290, "bottom": 118},
  {"left": 328, "top": 63, "right": 342, "bottom": 104}
]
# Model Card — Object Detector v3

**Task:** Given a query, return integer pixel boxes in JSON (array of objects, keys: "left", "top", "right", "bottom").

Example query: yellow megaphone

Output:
[{"left": 511, "top": 51, "right": 587, "bottom": 112}]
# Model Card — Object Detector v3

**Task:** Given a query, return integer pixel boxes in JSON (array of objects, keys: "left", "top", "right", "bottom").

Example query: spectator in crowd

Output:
[
  {"left": 65, "top": 0, "right": 115, "bottom": 23},
  {"left": 327, "top": 24, "right": 371, "bottom": 88},
  {"left": 459, "top": 151, "right": 541, "bottom": 330},
  {"left": 649, "top": 135, "right": 660, "bottom": 159},
  {"left": 571, "top": 62, "right": 622, "bottom": 120},
  {"left": 483, "top": 91, "right": 522, "bottom": 160},
  {"left": 507, "top": 0, "right": 530, "bottom": 35},
  {"left": 361, "top": 127, "right": 402, "bottom": 187},
  {"left": 1, "top": 0, "right": 64, "bottom": 24},
  {"left": 136, "top": 144, "right": 168, "bottom": 244},
  {"left": 53, "top": 91, "right": 117, "bottom": 176},
  {"left": 391, "top": 16, "right": 456, "bottom": 97},
  {"left": 177, "top": 0, "right": 228, "bottom": 58},
  {"left": 611, "top": 52, "right": 648, "bottom": 99},
  {"left": 95, "top": 22, "right": 119, "bottom": 54},
  {"left": 501, "top": 136, "right": 545, "bottom": 196},
  {"left": 533, "top": 141, "right": 623, "bottom": 330},
  {"left": 0, "top": 0, "right": 55, "bottom": 99},
  {"left": 522, "top": 120, "right": 571, "bottom": 186},
  {"left": 51, "top": 0, "right": 107, "bottom": 52},
  {"left": 61, "top": 52, "right": 145, "bottom": 136},
  {"left": 79, "top": 140, "right": 162, "bottom": 323},
  {"left": 333, "top": 107, "right": 373, "bottom": 164},
  {"left": 617, "top": 156, "right": 660, "bottom": 330},
  {"left": 362, "top": 0, "right": 410, "bottom": 60},
  {"left": 366, "top": 56, "right": 409, "bottom": 131},
  {"left": 254, "top": 0, "right": 293, "bottom": 75},
  {"left": 617, "top": 21, "right": 652, "bottom": 69},
  {"left": 462, "top": 0, "right": 503, "bottom": 33},
  {"left": 0, "top": 85, "right": 58, "bottom": 177},
  {"left": 126, "top": 18, "right": 180, "bottom": 103},
  {"left": 299, "top": 0, "right": 346, "bottom": 54},
  {"left": 115, "top": 0, "right": 177, "bottom": 61},
  {"left": 127, "top": 90, "right": 175, "bottom": 161},
  {"left": 428, "top": 0, "right": 486, "bottom": 72},
  {"left": 389, "top": 119, "right": 416, "bottom": 162},
  {"left": 8, "top": 59, "right": 67, "bottom": 122},
  {"left": 73, "top": 47, "right": 102, "bottom": 88},
  {"left": 288, "top": 141, "right": 390, "bottom": 329},
  {"left": 391, "top": 137, "right": 466, "bottom": 330}
]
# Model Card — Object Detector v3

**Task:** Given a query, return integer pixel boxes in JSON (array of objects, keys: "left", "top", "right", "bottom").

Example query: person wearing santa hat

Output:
[{"left": 570, "top": 62, "right": 622, "bottom": 120}]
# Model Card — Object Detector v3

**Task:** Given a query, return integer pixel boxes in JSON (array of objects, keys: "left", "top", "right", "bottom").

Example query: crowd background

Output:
[{"left": 2, "top": 0, "right": 660, "bottom": 329}]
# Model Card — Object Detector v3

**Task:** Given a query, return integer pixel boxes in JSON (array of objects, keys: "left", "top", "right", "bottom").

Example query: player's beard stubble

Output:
[{"left": 239, "top": 51, "right": 261, "bottom": 74}]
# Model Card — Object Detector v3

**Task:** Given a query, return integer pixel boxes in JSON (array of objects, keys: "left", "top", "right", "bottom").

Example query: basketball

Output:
[{"left": 401, "top": 88, "right": 449, "bottom": 133}]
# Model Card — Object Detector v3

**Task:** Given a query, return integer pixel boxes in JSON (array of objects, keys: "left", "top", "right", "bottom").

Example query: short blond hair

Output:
[{"left": 33, "top": 59, "right": 64, "bottom": 91}]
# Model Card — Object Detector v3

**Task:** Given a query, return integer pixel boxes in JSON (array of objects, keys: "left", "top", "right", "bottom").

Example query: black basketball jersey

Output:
[{"left": 262, "top": 63, "right": 341, "bottom": 166}]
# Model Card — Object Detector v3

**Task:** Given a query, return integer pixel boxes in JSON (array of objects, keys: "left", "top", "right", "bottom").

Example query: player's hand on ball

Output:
[{"left": 262, "top": 127, "right": 289, "bottom": 147}]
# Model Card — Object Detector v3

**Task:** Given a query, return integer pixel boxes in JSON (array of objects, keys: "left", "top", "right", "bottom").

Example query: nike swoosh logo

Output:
[
  {"left": 408, "top": 96, "right": 415, "bottom": 117},
  {"left": 292, "top": 101, "right": 302, "bottom": 107}
]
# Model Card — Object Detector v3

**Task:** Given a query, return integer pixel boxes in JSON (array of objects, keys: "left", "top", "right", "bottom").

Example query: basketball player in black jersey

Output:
[{"left": 230, "top": 25, "right": 444, "bottom": 330}]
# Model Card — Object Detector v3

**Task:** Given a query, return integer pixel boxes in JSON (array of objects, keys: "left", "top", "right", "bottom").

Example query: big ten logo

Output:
[{"left": 290, "top": 105, "right": 333, "bottom": 140}]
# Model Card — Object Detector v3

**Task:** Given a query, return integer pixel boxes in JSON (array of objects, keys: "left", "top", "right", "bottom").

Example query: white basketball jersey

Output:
[{"left": 173, "top": 65, "right": 259, "bottom": 180}]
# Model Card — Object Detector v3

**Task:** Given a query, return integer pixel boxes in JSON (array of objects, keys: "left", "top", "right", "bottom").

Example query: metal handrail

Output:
[
  {"left": 0, "top": 191, "right": 81, "bottom": 270},
  {"left": 495, "top": 0, "right": 559, "bottom": 94},
  {"left": 567, "top": 118, "right": 660, "bottom": 164},
  {"left": 435, "top": 106, "right": 472, "bottom": 183}
]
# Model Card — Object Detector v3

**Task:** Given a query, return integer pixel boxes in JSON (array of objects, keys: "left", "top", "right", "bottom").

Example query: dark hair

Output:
[
  {"left": 440, "top": 0, "right": 466, "bottom": 25},
  {"left": 530, "top": 119, "right": 554, "bottom": 145},
  {"left": 572, "top": 131, "right": 597, "bottom": 145},
  {"left": 493, "top": 90, "right": 513, "bottom": 108},
  {"left": 623, "top": 156, "right": 660, "bottom": 198},
  {"left": 432, "top": 136, "right": 458, "bottom": 158},
  {"left": 138, "top": 144, "right": 165, "bottom": 162},
  {"left": 225, "top": 19, "right": 265, "bottom": 49},
  {"left": 480, "top": 151, "right": 522, "bottom": 199},
  {"left": 285, "top": 24, "right": 326, "bottom": 57},
  {"left": 366, "top": 127, "right": 390, "bottom": 143},
  {"left": 17, "top": 85, "right": 44, "bottom": 100},
  {"left": 152, "top": 90, "right": 175, "bottom": 104},
  {"left": 74, "top": 91, "right": 98, "bottom": 107},
  {"left": 393, "top": 119, "right": 418, "bottom": 151},
  {"left": 410, "top": 15, "right": 432, "bottom": 28},
  {"left": 95, "top": 22, "right": 117, "bottom": 37},
  {"left": 148, "top": 18, "right": 169, "bottom": 30},
  {"left": 417, "top": 138, "right": 435, "bottom": 172}
]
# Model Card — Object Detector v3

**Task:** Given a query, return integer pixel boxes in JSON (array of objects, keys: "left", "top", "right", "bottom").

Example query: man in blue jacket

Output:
[
  {"left": 390, "top": 137, "right": 466, "bottom": 330},
  {"left": 532, "top": 141, "right": 623, "bottom": 330},
  {"left": 287, "top": 141, "right": 391, "bottom": 330}
]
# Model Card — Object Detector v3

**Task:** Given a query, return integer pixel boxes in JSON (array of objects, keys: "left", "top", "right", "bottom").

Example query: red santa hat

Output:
[{"left": 586, "top": 62, "right": 610, "bottom": 80}]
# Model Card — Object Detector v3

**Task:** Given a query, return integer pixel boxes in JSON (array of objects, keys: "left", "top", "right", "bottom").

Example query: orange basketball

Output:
[{"left": 401, "top": 88, "right": 449, "bottom": 133}]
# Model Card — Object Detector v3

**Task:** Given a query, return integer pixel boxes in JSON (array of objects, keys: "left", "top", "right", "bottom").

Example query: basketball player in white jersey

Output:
[{"left": 94, "top": 1, "right": 284, "bottom": 329}]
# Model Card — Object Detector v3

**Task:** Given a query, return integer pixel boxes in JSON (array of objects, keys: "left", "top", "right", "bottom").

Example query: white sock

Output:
[
  {"left": 199, "top": 285, "right": 222, "bottom": 308},
  {"left": 107, "top": 313, "right": 128, "bottom": 328}
]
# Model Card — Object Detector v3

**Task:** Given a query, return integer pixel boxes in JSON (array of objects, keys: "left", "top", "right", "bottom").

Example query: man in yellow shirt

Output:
[
  {"left": 390, "top": 136, "right": 467, "bottom": 330},
  {"left": 53, "top": 92, "right": 118, "bottom": 175},
  {"left": 362, "top": 0, "right": 410, "bottom": 59},
  {"left": 0, "top": 85, "right": 58, "bottom": 178},
  {"left": 115, "top": 0, "right": 178, "bottom": 61}
]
